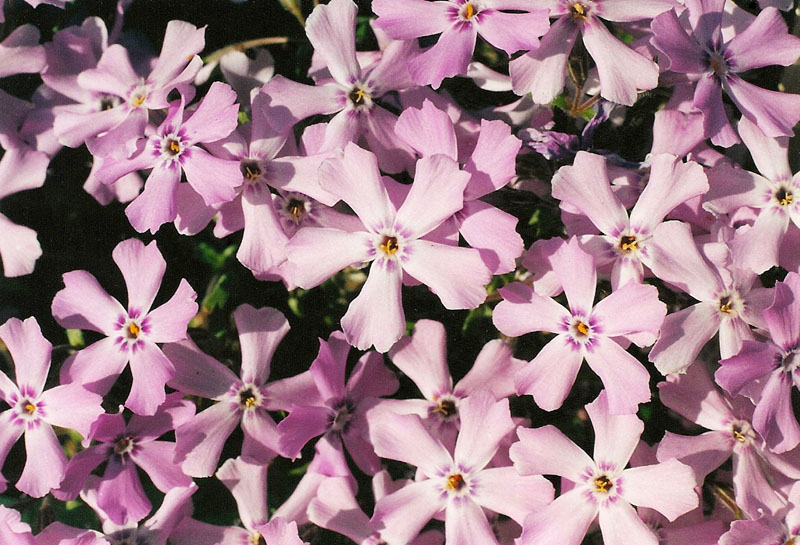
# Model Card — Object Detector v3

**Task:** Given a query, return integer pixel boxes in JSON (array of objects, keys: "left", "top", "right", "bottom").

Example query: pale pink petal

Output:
[
  {"left": 125, "top": 164, "right": 181, "bottom": 234},
  {"left": 237, "top": 183, "right": 289, "bottom": 275},
  {"left": 476, "top": 9, "right": 549, "bottom": 54},
  {"left": 0, "top": 316, "right": 51, "bottom": 394},
  {"left": 306, "top": 0, "right": 360, "bottom": 86},
  {"left": 648, "top": 221, "right": 722, "bottom": 301},
  {"left": 725, "top": 7, "right": 800, "bottom": 71},
  {"left": 510, "top": 425, "right": 593, "bottom": 481},
  {"left": 493, "top": 282, "right": 570, "bottom": 337},
  {"left": 395, "top": 155, "right": 469, "bottom": 238},
  {"left": 764, "top": 271, "right": 800, "bottom": 351},
  {"left": 404, "top": 240, "right": 490, "bottom": 310},
  {"left": 286, "top": 227, "right": 373, "bottom": 289},
  {"left": 111, "top": 238, "right": 166, "bottom": 315},
  {"left": 455, "top": 339, "right": 517, "bottom": 399},
  {"left": 362, "top": 107, "right": 417, "bottom": 175},
  {"left": 17, "top": 424, "right": 66, "bottom": 498},
  {"left": 0, "top": 147, "right": 47, "bottom": 200},
  {"left": 621, "top": 459, "right": 698, "bottom": 520},
  {"left": 515, "top": 334, "right": 584, "bottom": 411},
  {"left": 658, "top": 361, "right": 734, "bottom": 429},
  {"left": 656, "top": 431, "right": 731, "bottom": 482},
  {"left": 182, "top": 147, "right": 242, "bottom": 206},
  {"left": 96, "top": 458, "right": 151, "bottom": 525},
  {"left": 455, "top": 393, "right": 513, "bottom": 470},
  {"left": 174, "top": 402, "right": 240, "bottom": 477},
  {"left": 471, "top": 467, "right": 554, "bottom": 524},
  {"left": 0, "top": 411, "right": 23, "bottom": 492},
  {"left": 0, "top": 215, "right": 41, "bottom": 278},
  {"left": 552, "top": 151, "right": 627, "bottom": 237},
  {"left": 517, "top": 489, "right": 598, "bottom": 545},
  {"left": 163, "top": 338, "right": 238, "bottom": 399},
  {"left": 408, "top": 25, "right": 477, "bottom": 88},
  {"left": 509, "top": 16, "right": 577, "bottom": 103},
  {"left": 694, "top": 73, "right": 739, "bottom": 147},
  {"left": 347, "top": 351, "right": 399, "bottom": 402},
  {"left": 308, "top": 477, "right": 371, "bottom": 544},
  {"left": 725, "top": 75, "right": 800, "bottom": 139},
  {"left": 445, "top": 498, "right": 498, "bottom": 545},
  {"left": 234, "top": 304, "right": 289, "bottom": 385},
  {"left": 595, "top": 0, "right": 674, "bottom": 21},
  {"left": 126, "top": 342, "right": 174, "bottom": 415},
  {"left": 372, "top": 480, "right": 445, "bottom": 545},
  {"left": 463, "top": 118, "right": 521, "bottom": 200},
  {"left": 551, "top": 236, "right": 596, "bottom": 314},
  {"left": 319, "top": 143, "right": 394, "bottom": 233},
  {"left": 395, "top": 99, "right": 457, "bottom": 159},
  {"left": 241, "top": 410, "right": 281, "bottom": 462},
  {"left": 584, "top": 336, "right": 651, "bottom": 414},
  {"left": 737, "top": 115, "right": 792, "bottom": 183},
  {"left": 261, "top": 76, "right": 344, "bottom": 131},
  {"left": 265, "top": 371, "right": 323, "bottom": 411},
  {"left": 458, "top": 200, "right": 523, "bottom": 275},
  {"left": 278, "top": 405, "right": 332, "bottom": 459},
  {"left": 55, "top": 450, "right": 107, "bottom": 501},
  {"left": 369, "top": 409, "right": 453, "bottom": 476},
  {"left": 216, "top": 456, "right": 268, "bottom": 529},
  {"left": 181, "top": 82, "right": 239, "bottom": 144},
  {"left": 649, "top": 302, "right": 721, "bottom": 375},
  {"left": 718, "top": 316, "right": 754, "bottom": 360},
  {"left": 143, "top": 279, "right": 197, "bottom": 343},
  {"left": 59, "top": 337, "right": 129, "bottom": 397},
  {"left": 753, "top": 371, "right": 800, "bottom": 453},
  {"left": 586, "top": 390, "right": 644, "bottom": 467},
  {"left": 729, "top": 207, "right": 789, "bottom": 274},
  {"left": 388, "top": 319, "right": 452, "bottom": 401},
  {"left": 629, "top": 154, "right": 708, "bottom": 233},
  {"left": 309, "top": 332, "right": 350, "bottom": 402},
  {"left": 590, "top": 282, "right": 665, "bottom": 345},
  {"left": 39, "top": 383, "right": 103, "bottom": 438},
  {"left": 342, "top": 258, "right": 405, "bottom": 352},
  {"left": 372, "top": 0, "right": 452, "bottom": 40},
  {"left": 597, "top": 499, "right": 659, "bottom": 545}
]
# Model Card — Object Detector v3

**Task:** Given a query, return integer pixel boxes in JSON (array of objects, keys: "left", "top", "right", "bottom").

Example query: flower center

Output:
[
  {"left": 238, "top": 387, "right": 260, "bottom": 410},
  {"left": 130, "top": 92, "right": 146, "bottom": 108},
  {"left": 24, "top": 402, "right": 36, "bottom": 414},
  {"left": 380, "top": 235, "right": 399, "bottom": 256},
  {"left": 709, "top": 51, "right": 728, "bottom": 78},
  {"left": 775, "top": 187, "right": 794, "bottom": 206},
  {"left": 717, "top": 292, "right": 742, "bottom": 318},
  {"left": 99, "top": 95, "right": 120, "bottom": 111},
  {"left": 730, "top": 420, "right": 755, "bottom": 444},
  {"left": 349, "top": 87, "right": 370, "bottom": 106},
  {"left": 618, "top": 235, "right": 638, "bottom": 253},
  {"left": 249, "top": 532, "right": 266, "bottom": 545},
  {"left": 446, "top": 472, "right": 466, "bottom": 491},
  {"left": 126, "top": 322, "right": 141, "bottom": 339},
  {"left": 287, "top": 199, "right": 306, "bottom": 223},
  {"left": 571, "top": 2, "right": 588, "bottom": 19},
  {"left": 460, "top": 2, "right": 477, "bottom": 19},
  {"left": 782, "top": 351, "right": 800, "bottom": 373},
  {"left": 434, "top": 398, "right": 457, "bottom": 418},
  {"left": 594, "top": 474, "right": 613, "bottom": 493},
  {"left": 241, "top": 160, "right": 262, "bottom": 182},
  {"left": 330, "top": 399, "right": 354, "bottom": 432},
  {"left": 164, "top": 137, "right": 183, "bottom": 156},
  {"left": 114, "top": 436, "right": 135, "bottom": 456}
]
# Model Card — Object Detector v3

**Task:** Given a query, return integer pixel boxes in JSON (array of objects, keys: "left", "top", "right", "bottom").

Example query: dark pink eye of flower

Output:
[
  {"left": 113, "top": 435, "right": 135, "bottom": 456},
  {"left": 708, "top": 51, "right": 729, "bottom": 78},
  {"left": 126, "top": 321, "right": 141, "bottom": 339},
  {"left": 618, "top": 234, "right": 638, "bottom": 253}
]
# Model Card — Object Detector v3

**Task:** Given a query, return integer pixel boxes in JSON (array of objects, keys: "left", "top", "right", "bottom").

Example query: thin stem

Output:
[{"left": 203, "top": 36, "right": 291, "bottom": 65}]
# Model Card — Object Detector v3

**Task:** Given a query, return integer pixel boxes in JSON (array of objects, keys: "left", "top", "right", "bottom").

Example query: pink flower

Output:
[
  {"left": 286, "top": 143, "right": 490, "bottom": 352},
  {"left": 51, "top": 238, "right": 198, "bottom": 415},
  {"left": 0, "top": 317, "right": 104, "bottom": 498},
  {"left": 510, "top": 391, "right": 698, "bottom": 545},
  {"left": 369, "top": 391, "right": 554, "bottom": 545},
  {"left": 493, "top": 236, "right": 666, "bottom": 414}
]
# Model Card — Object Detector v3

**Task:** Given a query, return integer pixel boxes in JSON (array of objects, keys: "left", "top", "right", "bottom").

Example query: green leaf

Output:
[{"left": 202, "top": 274, "right": 229, "bottom": 313}]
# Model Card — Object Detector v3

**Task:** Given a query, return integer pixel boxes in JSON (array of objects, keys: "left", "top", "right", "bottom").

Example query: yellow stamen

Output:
[
  {"left": 380, "top": 236, "right": 399, "bottom": 256},
  {"left": 287, "top": 199, "right": 305, "bottom": 222},
  {"left": 463, "top": 3, "right": 475, "bottom": 19},
  {"left": 128, "top": 322, "right": 140, "bottom": 338},
  {"left": 446, "top": 473, "right": 465, "bottom": 491},
  {"left": 169, "top": 139, "right": 182, "bottom": 154},
  {"left": 250, "top": 532, "right": 266, "bottom": 545},
  {"left": 576, "top": 321, "right": 589, "bottom": 336},
  {"left": 777, "top": 188, "right": 794, "bottom": 206},
  {"left": 571, "top": 2, "right": 586, "bottom": 19},
  {"left": 244, "top": 165, "right": 261, "bottom": 181},
  {"left": 594, "top": 475, "right": 612, "bottom": 493},
  {"left": 24, "top": 403, "right": 36, "bottom": 414},
  {"left": 434, "top": 399, "right": 457, "bottom": 417},
  {"left": 130, "top": 93, "right": 146, "bottom": 108},
  {"left": 732, "top": 427, "right": 747, "bottom": 442},
  {"left": 349, "top": 88, "right": 368, "bottom": 105},
  {"left": 719, "top": 296, "right": 733, "bottom": 314},
  {"left": 619, "top": 235, "right": 637, "bottom": 252}
]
